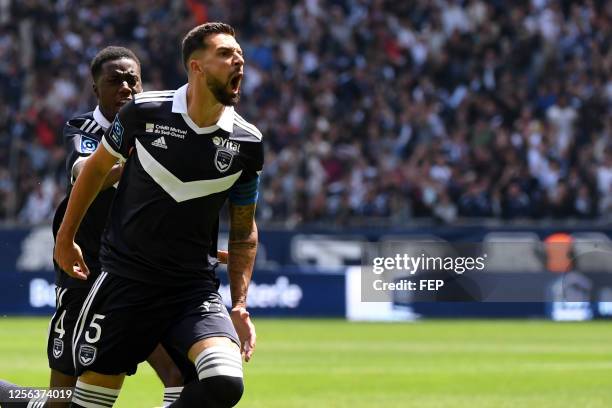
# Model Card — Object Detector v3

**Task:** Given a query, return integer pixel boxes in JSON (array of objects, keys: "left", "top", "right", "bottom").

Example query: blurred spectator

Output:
[
  {"left": 433, "top": 190, "right": 458, "bottom": 224},
  {"left": 18, "top": 178, "right": 57, "bottom": 225},
  {"left": 546, "top": 94, "right": 577, "bottom": 157}
]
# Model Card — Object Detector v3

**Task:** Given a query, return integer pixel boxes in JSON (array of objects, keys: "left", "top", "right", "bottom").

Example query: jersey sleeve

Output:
[
  {"left": 63, "top": 119, "right": 101, "bottom": 184},
  {"left": 101, "top": 101, "right": 139, "bottom": 161},
  {"left": 228, "top": 140, "right": 264, "bottom": 205}
]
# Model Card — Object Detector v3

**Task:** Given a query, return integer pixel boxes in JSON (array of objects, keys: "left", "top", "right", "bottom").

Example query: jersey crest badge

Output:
[
  {"left": 53, "top": 338, "right": 64, "bottom": 358},
  {"left": 80, "top": 135, "right": 99, "bottom": 153},
  {"left": 78, "top": 345, "right": 97, "bottom": 366},
  {"left": 214, "top": 149, "right": 234, "bottom": 173}
]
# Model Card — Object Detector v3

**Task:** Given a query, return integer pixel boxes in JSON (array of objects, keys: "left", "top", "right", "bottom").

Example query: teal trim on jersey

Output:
[{"left": 228, "top": 176, "right": 259, "bottom": 205}]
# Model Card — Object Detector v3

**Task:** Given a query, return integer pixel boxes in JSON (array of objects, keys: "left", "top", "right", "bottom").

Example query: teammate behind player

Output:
[
  {"left": 46, "top": 46, "right": 186, "bottom": 408},
  {"left": 55, "top": 22, "right": 260, "bottom": 407}
]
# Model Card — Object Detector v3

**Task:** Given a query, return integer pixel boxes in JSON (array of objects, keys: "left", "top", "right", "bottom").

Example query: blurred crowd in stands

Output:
[{"left": 0, "top": 0, "right": 610, "bottom": 226}]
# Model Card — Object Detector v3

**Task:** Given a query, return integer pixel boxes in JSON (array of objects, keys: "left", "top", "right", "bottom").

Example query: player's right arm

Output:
[
  {"left": 54, "top": 145, "right": 117, "bottom": 279},
  {"left": 56, "top": 103, "right": 138, "bottom": 280}
]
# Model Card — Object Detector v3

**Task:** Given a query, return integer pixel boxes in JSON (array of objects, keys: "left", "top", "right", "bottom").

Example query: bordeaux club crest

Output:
[
  {"left": 214, "top": 149, "right": 234, "bottom": 173},
  {"left": 53, "top": 338, "right": 64, "bottom": 358},
  {"left": 79, "top": 345, "right": 97, "bottom": 366}
]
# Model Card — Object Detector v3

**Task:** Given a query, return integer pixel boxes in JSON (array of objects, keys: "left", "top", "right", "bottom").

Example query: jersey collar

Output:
[
  {"left": 172, "top": 83, "right": 234, "bottom": 134},
  {"left": 93, "top": 105, "right": 112, "bottom": 130}
]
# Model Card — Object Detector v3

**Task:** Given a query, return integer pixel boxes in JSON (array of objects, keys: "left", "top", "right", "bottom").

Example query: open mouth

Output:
[{"left": 230, "top": 74, "right": 243, "bottom": 93}]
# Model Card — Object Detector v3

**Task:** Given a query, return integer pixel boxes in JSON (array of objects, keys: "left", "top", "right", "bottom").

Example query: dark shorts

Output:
[
  {"left": 72, "top": 271, "right": 239, "bottom": 376},
  {"left": 47, "top": 287, "right": 90, "bottom": 376}
]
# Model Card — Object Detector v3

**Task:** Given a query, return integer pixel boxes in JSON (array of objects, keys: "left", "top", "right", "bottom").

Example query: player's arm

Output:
[
  {"left": 227, "top": 128, "right": 263, "bottom": 361},
  {"left": 228, "top": 203, "right": 257, "bottom": 308},
  {"left": 55, "top": 145, "right": 118, "bottom": 279},
  {"left": 217, "top": 249, "right": 229, "bottom": 264},
  {"left": 73, "top": 159, "right": 123, "bottom": 190},
  {"left": 227, "top": 200, "right": 258, "bottom": 361}
]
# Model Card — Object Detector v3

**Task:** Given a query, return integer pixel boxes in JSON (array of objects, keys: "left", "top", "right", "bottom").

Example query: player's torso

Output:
[
  {"left": 115, "top": 100, "right": 249, "bottom": 218},
  {"left": 101, "top": 94, "right": 261, "bottom": 283},
  {"left": 129, "top": 107, "right": 244, "bottom": 189}
]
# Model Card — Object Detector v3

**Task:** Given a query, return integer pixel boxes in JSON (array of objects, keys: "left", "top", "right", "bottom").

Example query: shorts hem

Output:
[
  {"left": 48, "top": 364, "right": 76, "bottom": 377},
  {"left": 74, "top": 366, "right": 136, "bottom": 377},
  {"left": 187, "top": 331, "right": 241, "bottom": 352}
]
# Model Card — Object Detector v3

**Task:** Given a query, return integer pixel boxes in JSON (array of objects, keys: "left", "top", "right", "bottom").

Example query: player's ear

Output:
[
  {"left": 189, "top": 58, "right": 203, "bottom": 75},
  {"left": 92, "top": 81, "right": 99, "bottom": 99}
]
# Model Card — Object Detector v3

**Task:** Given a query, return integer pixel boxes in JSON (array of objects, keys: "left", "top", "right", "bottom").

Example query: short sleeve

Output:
[
  {"left": 63, "top": 120, "right": 100, "bottom": 184},
  {"left": 102, "top": 101, "right": 139, "bottom": 161},
  {"left": 228, "top": 139, "right": 264, "bottom": 205}
]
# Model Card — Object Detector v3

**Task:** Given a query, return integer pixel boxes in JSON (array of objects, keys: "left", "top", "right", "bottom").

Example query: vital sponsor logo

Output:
[{"left": 212, "top": 136, "right": 240, "bottom": 152}]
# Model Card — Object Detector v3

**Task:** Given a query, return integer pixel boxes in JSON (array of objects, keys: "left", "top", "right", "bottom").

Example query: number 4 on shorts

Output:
[{"left": 54, "top": 310, "right": 67, "bottom": 339}]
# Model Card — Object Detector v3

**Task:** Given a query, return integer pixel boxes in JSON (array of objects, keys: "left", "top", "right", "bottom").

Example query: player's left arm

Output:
[
  {"left": 227, "top": 200, "right": 258, "bottom": 361},
  {"left": 227, "top": 128, "right": 264, "bottom": 361},
  {"left": 228, "top": 203, "right": 257, "bottom": 308}
]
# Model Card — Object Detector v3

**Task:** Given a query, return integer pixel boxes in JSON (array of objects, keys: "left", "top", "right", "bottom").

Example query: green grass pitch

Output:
[{"left": 1, "top": 318, "right": 611, "bottom": 407}]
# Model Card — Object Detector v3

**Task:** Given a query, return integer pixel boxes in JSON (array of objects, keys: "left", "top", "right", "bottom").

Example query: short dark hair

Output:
[
  {"left": 181, "top": 22, "right": 235, "bottom": 70},
  {"left": 90, "top": 46, "right": 141, "bottom": 81}
]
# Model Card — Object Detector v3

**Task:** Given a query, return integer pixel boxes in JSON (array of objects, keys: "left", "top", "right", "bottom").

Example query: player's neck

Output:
[
  {"left": 186, "top": 82, "right": 224, "bottom": 128},
  {"left": 99, "top": 105, "right": 115, "bottom": 124}
]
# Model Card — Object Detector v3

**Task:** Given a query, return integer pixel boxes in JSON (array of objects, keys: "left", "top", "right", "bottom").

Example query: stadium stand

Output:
[{"left": 0, "top": 0, "right": 610, "bottom": 226}]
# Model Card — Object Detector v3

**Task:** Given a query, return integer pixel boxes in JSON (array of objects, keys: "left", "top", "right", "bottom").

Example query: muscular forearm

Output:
[{"left": 228, "top": 222, "right": 257, "bottom": 308}]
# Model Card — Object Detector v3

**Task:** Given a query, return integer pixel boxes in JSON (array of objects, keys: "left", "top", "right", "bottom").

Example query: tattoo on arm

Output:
[{"left": 228, "top": 203, "right": 258, "bottom": 308}]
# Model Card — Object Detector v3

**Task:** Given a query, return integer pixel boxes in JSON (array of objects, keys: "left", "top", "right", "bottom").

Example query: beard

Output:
[{"left": 206, "top": 74, "right": 240, "bottom": 106}]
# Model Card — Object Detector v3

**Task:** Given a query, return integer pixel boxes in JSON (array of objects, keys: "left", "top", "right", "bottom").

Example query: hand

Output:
[
  {"left": 54, "top": 238, "right": 89, "bottom": 280},
  {"left": 217, "top": 250, "right": 229, "bottom": 264},
  {"left": 230, "top": 307, "right": 256, "bottom": 362}
]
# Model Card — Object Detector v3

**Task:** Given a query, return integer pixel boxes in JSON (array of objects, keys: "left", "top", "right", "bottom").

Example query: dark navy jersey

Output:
[
  {"left": 100, "top": 84, "right": 264, "bottom": 287},
  {"left": 53, "top": 107, "right": 115, "bottom": 288}
]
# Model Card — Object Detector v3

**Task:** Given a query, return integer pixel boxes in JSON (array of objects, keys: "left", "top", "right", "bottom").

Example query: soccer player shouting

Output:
[
  {"left": 55, "top": 22, "right": 261, "bottom": 408},
  {"left": 1, "top": 46, "right": 207, "bottom": 408},
  {"left": 47, "top": 46, "right": 216, "bottom": 408}
]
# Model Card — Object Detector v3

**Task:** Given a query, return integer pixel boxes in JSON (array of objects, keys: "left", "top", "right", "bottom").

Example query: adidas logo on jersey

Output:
[{"left": 151, "top": 136, "right": 167, "bottom": 149}]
